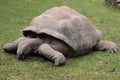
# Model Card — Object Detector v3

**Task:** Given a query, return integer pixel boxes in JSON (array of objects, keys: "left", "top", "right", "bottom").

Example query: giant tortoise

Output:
[{"left": 3, "top": 6, "right": 118, "bottom": 66}]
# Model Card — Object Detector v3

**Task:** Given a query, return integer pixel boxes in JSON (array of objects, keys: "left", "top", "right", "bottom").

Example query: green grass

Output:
[{"left": 0, "top": 0, "right": 120, "bottom": 80}]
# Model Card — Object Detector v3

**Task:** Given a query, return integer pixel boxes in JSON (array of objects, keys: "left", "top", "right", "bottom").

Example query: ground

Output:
[{"left": 0, "top": 0, "right": 120, "bottom": 80}]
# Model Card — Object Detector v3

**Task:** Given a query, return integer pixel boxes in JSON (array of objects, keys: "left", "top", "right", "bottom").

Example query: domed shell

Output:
[{"left": 23, "top": 6, "right": 101, "bottom": 54}]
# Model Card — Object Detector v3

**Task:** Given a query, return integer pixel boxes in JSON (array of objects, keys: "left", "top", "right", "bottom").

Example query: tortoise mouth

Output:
[{"left": 23, "top": 30, "right": 37, "bottom": 38}]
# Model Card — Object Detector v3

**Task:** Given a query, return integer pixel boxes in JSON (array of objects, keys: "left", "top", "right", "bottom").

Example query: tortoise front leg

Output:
[
  {"left": 37, "top": 43, "right": 66, "bottom": 66},
  {"left": 3, "top": 37, "right": 26, "bottom": 53},
  {"left": 94, "top": 40, "right": 118, "bottom": 53},
  {"left": 17, "top": 38, "right": 42, "bottom": 60}
]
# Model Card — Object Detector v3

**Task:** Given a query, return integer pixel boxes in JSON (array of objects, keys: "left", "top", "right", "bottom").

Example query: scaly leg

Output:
[
  {"left": 94, "top": 40, "right": 118, "bottom": 53},
  {"left": 3, "top": 37, "right": 26, "bottom": 53},
  {"left": 17, "top": 38, "right": 42, "bottom": 59},
  {"left": 37, "top": 43, "right": 66, "bottom": 66}
]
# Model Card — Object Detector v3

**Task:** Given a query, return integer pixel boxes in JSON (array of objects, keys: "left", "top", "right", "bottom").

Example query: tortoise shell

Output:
[{"left": 23, "top": 6, "right": 101, "bottom": 54}]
